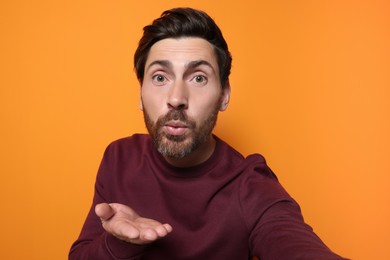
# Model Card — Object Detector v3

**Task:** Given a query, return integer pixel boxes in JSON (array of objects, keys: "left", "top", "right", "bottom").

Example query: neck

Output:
[{"left": 164, "top": 135, "right": 216, "bottom": 168}]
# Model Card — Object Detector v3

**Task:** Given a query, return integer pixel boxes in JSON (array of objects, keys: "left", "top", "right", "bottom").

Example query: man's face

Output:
[{"left": 140, "top": 37, "right": 230, "bottom": 161}]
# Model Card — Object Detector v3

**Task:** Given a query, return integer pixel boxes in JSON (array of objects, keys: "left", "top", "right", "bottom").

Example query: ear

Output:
[
  {"left": 139, "top": 85, "right": 144, "bottom": 111},
  {"left": 219, "top": 81, "right": 231, "bottom": 111}
]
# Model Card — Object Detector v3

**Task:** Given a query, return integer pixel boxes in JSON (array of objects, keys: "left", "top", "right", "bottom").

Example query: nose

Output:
[{"left": 167, "top": 80, "right": 188, "bottom": 110}]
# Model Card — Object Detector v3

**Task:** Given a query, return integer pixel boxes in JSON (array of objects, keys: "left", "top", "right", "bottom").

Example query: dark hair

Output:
[{"left": 134, "top": 7, "right": 232, "bottom": 88}]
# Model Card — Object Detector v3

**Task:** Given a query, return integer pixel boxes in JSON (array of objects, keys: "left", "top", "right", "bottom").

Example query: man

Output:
[{"left": 69, "top": 7, "right": 346, "bottom": 259}]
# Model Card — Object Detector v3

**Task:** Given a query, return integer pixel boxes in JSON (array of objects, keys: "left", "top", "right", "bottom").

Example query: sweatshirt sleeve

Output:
[
  {"left": 240, "top": 155, "right": 347, "bottom": 260},
  {"left": 68, "top": 142, "right": 149, "bottom": 260}
]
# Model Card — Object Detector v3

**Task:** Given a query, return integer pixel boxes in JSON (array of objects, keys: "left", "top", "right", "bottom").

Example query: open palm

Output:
[{"left": 95, "top": 203, "right": 173, "bottom": 245}]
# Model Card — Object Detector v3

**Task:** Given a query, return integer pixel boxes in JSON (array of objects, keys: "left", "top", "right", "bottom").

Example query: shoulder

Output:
[
  {"left": 238, "top": 153, "right": 294, "bottom": 208},
  {"left": 96, "top": 134, "right": 152, "bottom": 182},
  {"left": 239, "top": 154, "right": 287, "bottom": 198},
  {"left": 242, "top": 154, "right": 279, "bottom": 181},
  {"left": 213, "top": 136, "right": 278, "bottom": 181},
  {"left": 99, "top": 134, "right": 152, "bottom": 166}
]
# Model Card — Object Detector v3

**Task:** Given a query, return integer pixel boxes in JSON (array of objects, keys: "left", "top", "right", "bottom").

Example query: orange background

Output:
[{"left": 1, "top": 1, "right": 389, "bottom": 259}]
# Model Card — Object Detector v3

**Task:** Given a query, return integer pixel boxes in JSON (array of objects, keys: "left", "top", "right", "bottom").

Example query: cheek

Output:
[
  {"left": 189, "top": 96, "right": 221, "bottom": 120},
  {"left": 141, "top": 91, "right": 166, "bottom": 119}
]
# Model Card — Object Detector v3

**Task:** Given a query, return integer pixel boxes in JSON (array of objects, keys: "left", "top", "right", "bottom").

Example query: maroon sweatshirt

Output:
[{"left": 69, "top": 134, "right": 346, "bottom": 259}]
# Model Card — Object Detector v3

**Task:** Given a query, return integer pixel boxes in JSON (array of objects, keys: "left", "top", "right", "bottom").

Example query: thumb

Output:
[{"left": 95, "top": 203, "right": 115, "bottom": 221}]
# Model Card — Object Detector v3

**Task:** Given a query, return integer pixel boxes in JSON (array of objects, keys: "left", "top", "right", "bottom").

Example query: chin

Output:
[{"left": 158, "top": 136, "right": 196, "bottom": 159}]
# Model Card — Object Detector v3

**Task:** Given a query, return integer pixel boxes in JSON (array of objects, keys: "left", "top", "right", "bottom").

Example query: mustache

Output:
[{"left": 157, "top": 109, "right": 196, "bottom": 128}]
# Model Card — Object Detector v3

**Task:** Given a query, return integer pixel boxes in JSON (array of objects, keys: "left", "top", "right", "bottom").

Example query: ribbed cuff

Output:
[{"left": 105, "top": 233, "right": 148, "bottom": 259}]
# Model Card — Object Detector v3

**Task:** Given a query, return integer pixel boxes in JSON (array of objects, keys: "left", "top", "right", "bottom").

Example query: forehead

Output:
[{"left": 145, "top": 37, "right": 218, "bottom": 69}]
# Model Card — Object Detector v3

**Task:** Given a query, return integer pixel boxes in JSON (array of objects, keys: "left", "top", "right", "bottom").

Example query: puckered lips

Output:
[{"left": 163, "top": 120, "right": 189, "bottom": 136}]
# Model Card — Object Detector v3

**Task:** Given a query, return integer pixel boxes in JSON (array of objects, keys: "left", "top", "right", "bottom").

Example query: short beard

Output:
[{"left": 143, "top": 105, "right": 220, "bottom": 159}]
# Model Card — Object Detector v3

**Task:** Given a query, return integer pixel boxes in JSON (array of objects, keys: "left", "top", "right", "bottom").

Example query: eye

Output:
[
  {"left": 192, "top": 75, "right": 207, "bottom": 85},
  {"left": 152, "top": 74, "right": 167, "bottom": 85}
]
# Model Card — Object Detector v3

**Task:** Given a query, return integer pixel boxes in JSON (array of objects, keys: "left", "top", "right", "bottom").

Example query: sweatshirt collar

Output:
[{"left": 149, "top": 134, "right": 223, "bottom": 178}]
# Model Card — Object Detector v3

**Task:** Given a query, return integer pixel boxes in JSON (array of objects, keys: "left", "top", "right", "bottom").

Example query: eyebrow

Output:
[
  {"left": 147, "top": 60, "right": 172, "bottom": 70},
  {"left": 146, "top": 59, "right": 216, "bottom": 73},
  {"left": 185, "top": 60, "right": 216, "bottom": 73}
]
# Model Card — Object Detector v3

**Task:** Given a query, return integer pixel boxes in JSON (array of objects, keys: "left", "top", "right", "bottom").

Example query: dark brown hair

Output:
[{"left": 134, "top": 7, "right": 232, "bottom": 88}]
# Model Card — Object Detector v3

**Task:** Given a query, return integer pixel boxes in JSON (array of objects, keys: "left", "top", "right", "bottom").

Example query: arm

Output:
[
  {"left": 69, "top": 142, "right": 172, "bottom": 260},
  {"left": 241, "top": 155, "right": 347, "bottom": 259},
  {"left": 249, "top": 200, "right": 347, "bottom": 259},
  {"left": 69, "top": 193, "right": 172, "bottom": 260}
]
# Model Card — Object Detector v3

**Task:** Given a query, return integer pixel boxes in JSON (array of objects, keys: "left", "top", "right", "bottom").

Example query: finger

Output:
[
  {"left": 141, "top": 228, "right": 159, "bottom": 241},
  {"left": 163, "top": 223, "right": 173, "bottom": 233},
  {"left": 116, "top": 223, "right": 141, "bottom": 240},
  {"left": 95, "top": 203, "right": 115, "bottom": 221},
  {"left": 154, "top": 224, "right": 173, "bottom": 237}
]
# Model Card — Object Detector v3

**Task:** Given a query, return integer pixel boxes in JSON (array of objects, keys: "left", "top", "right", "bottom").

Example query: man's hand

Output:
[{"left": 95, "top": 203, "right": 173, "bottom": 245}]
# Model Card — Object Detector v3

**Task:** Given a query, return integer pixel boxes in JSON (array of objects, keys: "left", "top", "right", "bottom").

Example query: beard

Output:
[{"left": 143, "top": 104, "right": 220, "bottom": 159}]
